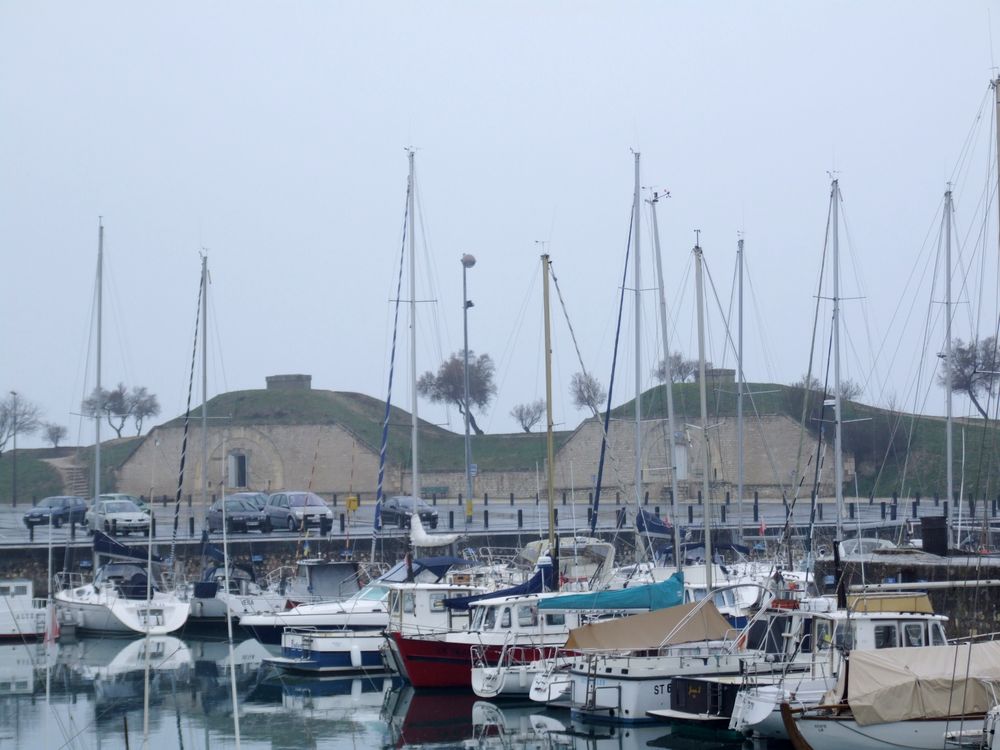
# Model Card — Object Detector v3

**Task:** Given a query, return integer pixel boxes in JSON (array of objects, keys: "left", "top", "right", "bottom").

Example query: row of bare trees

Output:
[{"left": 81, "top": 384, "right": 161, "bottom": 438}]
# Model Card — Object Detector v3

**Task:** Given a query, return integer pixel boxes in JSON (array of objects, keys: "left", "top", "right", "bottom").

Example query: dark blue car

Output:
[{"left": 23, "top": 496, "right": 88, "bottom": 528}]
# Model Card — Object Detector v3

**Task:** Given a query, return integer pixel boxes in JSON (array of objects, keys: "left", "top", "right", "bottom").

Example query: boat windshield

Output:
[
  {"left": 355, "top": 584, "right": 389, "bottom": 602},
  {"left": 95, "top": 563, "right": 152, "bottom": 585}
]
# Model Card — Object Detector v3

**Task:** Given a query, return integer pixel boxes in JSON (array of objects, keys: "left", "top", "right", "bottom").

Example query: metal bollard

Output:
[
  {"left": 753, "top": 499, "right": 759, "bottom": 522},
  {"left": 849, "top": 503, "right": 855, "bottom": 519},
  {"left": 890, "top": 503, "right": 897, "bottom": 521},
  {"left": 339, "top": 514, "right": 345, "bottom": 533},
  {"left": 70, "top": 520, "right": 76, "bottom": 540},
  {"left": 725, "top": 491, "right": 730, "bottom": 506},
  {"left": 485, "top": 493, "right": 489, "bottom": 506},
  {"left": 518, "top": 509, "right": 523, "bottom": 528},
  {"left": 189, "top": 517, "right": 195, "bottom": 537},
  {"left": 644, "top": 491, "right": 649, "bottom": 506},
  {"left": 616, "top": 492, "right": 620, "bottom": 506},
  {"left": 151, "top": 517, "right": 156, "bottom": 537},
  {"left": 944, "top": 501, "right": 949, "bottom": 519},
  {"left": 562, "top": 492, "right": 566, "bottom": 506},
  {"left": 912, "top": 501, "right": 918, "bottom": 519},
  {"left": 698, "top": 491, "right": 702, "bottom": 505},
  {"left": 587, "top": 508, "right": 592, "bottom": 525},
  {"left": 29, "top": 524, "right": 34, "bottom": 542},
  {"left": 721, "top": 506, "right": 727, "bottom": 523},
  {"left": 484, "top": 509, "right": 489, "bottom": 529},
  {"left": 880, "top": 502, "right": 886, "bottom": 520},
  {"left": 449, "top": 510, "right": 454, "bottom": 529},
  {"left": 112, "top": 519, "right": 118, "bottom": 536},
  {"left": 510, "top": 492, "right": 514, "bottom": 506},
  {"left": 554, "top": 508, "right": 558, "bottom": 526},
  {"left": 688, "top": 505, "right": 694, "bottom": 523},
  {"left": 655, "top": 506, "right": 659, "bottom": 516},
  {"left": 818, "top": 504, "right": 823, "bottom": 521}
]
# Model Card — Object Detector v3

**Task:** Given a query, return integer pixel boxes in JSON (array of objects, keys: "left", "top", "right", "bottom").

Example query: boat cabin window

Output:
[
  {"left": 831, "top": 622, "right": 855, "bottom": 650},
  {"left": 501, "top": 607, "right": 512, "bottom": 629},
  {"left": 429, "top": 593, "right": 448, "bottom": 612},
  {"left": 815, "top": 620, "right": 833, "bottom": 650},
  {"left": 930, "top": 622, "right": 947, "bottom": 646},
  {"left": 902, "top": 622, "right": 924, "bottom": 647},
  {"left": 484, "top": 607, "right": 497, "bottom": 630},
  {"left": 357, "top": 584, "right": 389, "bottom": 602},
  {"left": 517, "top": 604, "right": 537, "bottom": 627},
  {"left": 713, "top": 590, "right": 734, "bottom": 608},
  {"left": 545, "top": 613, "right": 565, "bottom": 627},
  {"left": 402, "top": 592, "right": 415, "bottom": 614},
  {"left": 471, "top": 607, "right": 486, "bottom": 630},
  {"left": 874, "top": 624, "right": 898, "bottom": 649}
]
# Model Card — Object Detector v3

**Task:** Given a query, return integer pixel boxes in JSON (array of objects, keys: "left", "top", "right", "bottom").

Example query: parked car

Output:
[
  {"left": 264, "top": 492, "right": 334, "bottom": 532},
  {"left": 381, "top": 495, "right": 439, "bottom": 529},
  {"left": 206, "top": 497, "right": 271, "bottom": 534},
  {"left": 85, "top": 498, "right": 150, "bottom": 536},
  {"left": 98, "top": 493, "right": 151, "bottom": 515},
  {"left": 227, "top": 491, "right": 270, "bottom": 511},
  {"left": 23, "top": 496, "right": 88, "bottom": 528}
]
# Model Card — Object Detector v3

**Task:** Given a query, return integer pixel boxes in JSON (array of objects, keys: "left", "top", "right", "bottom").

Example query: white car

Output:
[{"left": 85, "top": 499, "right": 151, "bottom": 536}]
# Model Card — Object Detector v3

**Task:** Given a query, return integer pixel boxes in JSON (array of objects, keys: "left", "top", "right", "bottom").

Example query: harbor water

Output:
[{"left": 0, "top": 634, "right": 784, "bottom": 749}]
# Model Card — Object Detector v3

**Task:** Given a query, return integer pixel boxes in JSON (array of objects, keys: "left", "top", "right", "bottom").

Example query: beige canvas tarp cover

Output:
[
  {"left": 564, "top": 601, "right": 733, "bottom": 651},
  {"left": 841, "top": 641, "right": 1000, "bottom": 726}
]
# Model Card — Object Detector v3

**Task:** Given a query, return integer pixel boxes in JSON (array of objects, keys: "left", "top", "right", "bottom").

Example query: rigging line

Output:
[
  {"left": 207, "top": 285, "right": 229, "bottom": 397},
  {"left": 549, "top": 260, "right": 636, "bottom": 523},
  {"left": 742, "top": 256, "right": 778, "bottom": 382},
  {"left": 703, "top": 251, "right": 787, "bottom": 495},
  {"left": 373, "top": 187, "right": 410, "bottom": 562},
  {"left": 590, "top": 204, "right": 635, "bottom": 542},
  {"left": 838, "top": 200, "right": 880, "bottom": 401},
  {"left": 790, "top": 183, "right": 834, "bottom": 520},
  {"left": 169, "top": 274, "right": 203, "bottom": 566},
  {"left": 413, "top": 172, "right": 451, "bottom": 377},
  {"left": 485, "top": 265, "right": 540, "bottom": 434},
  {"left": 950, "top": 83, "right": 993, "bottom": 188}
]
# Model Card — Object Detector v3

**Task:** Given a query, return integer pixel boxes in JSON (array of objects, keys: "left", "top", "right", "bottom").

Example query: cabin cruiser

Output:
[
  {"left": 729, "top": 592, "right": 950, "bottom": 739},
  {"left": 241, "top": 556, "right": 472, "bottom": 644},
  {"left": 0, "top": 579, "right": 48, "bottom": 640}
]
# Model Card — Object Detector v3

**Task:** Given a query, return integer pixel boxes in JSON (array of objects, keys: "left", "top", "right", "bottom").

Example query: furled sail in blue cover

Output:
[
  {"left": 538, "top": 571, "right": 684, "bottom": 611},
  {"left": 443, "top": 562, "right": 556, "bottom": 611},
  {"left": 636, "top": 507, "right": 673, "bottom": 537},
  {"left": 93, "top": 530, "right": 163, "bottom": 563}
]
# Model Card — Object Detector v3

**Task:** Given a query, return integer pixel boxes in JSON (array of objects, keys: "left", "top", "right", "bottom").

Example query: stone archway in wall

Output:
[{"left": 193, "top": 427, "right": 286, "bottom": 495}]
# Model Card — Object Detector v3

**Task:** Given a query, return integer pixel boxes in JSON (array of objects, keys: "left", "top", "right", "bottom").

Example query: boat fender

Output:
[{"left": 350, "top": 643, "right": 362, "bottom": 668}]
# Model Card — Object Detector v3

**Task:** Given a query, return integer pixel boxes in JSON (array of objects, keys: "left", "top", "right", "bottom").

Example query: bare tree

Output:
[
  {"left": 570, "top": 371, "right": 607, "bottom": 417},
  {"left": 0, "top": 393, "right": 42, "bottom": 456},
  {"left": 130, "top": 386, "right": 160, "bottom": 435},
  {"left": 840, "top": 379, "right": 863, "bottom": 401},
  {"left": 43, "top": 423, "right": 68, "bottom": 448},
  {"left": 653, "top": 352, "right": 700, "bottom": 383},
  {"left": 938, "top": 337, "right": 999, "bottom": 419},
  {"left": 510, "top": 400, "right": 545, "bottom": 433},
  {"left": 792, "top": 373, "right": 822, "bottom": 391},
  {"left": 417, "top": 350, "right": 497, "bottom": 435},
  {"left": 792, "top": 373, "right": 862, "bottom": 400}
]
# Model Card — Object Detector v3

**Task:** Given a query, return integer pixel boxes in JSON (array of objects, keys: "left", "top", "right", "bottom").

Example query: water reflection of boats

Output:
[
  {"left": 382, "top": 684, "right": 481, "bottom": 747},
  {"left": 58, "top": 635, "right": 192, "bottom": 719},
  {"left": 0, "top": 642, "right": 55, "bottom": 696},
  {"left": 280, "top": 672, "right": 401, "bottom": 717}
]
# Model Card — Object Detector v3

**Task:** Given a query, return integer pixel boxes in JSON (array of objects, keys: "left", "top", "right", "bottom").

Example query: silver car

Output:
[{"left": 85, "top": 499, "right": 151, "bottom": 536}]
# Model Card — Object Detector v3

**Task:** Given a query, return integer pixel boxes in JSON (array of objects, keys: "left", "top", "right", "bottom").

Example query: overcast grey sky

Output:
[{"left": 2, "top": 1, "right": 999, "bottom": 449}]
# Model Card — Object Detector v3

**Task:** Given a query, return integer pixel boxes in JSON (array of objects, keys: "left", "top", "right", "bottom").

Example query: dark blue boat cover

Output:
[
  {"left": 442, "top": 563, "right": 556, "bottom": 611},
  {"left": 93, "top": 530, "right": 162, "bottom": 562},
  {"left": 636, "top": 507, "right": 673, "bottom": 537},
  {"left": 538, "top": 571, "right": 684, "bottom": 611}
]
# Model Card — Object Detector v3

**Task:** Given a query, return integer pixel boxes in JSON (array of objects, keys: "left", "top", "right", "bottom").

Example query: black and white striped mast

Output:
[{"left": 407, "top": 149, "right": 420, "bottom": 506}]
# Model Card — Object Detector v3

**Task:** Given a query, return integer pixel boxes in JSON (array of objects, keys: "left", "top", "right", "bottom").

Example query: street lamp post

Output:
[
  {"left": 9, "top": 391, "right": 16, "bottom": 507},
  {"left": 461, "top": 253, "right": 477, "bottom": 524}
]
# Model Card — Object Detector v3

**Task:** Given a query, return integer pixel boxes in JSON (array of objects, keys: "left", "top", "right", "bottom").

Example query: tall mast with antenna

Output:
[
  {"left": 542, "top": 254, "right": 556, "bottom": 553},
  {"left": 632, "top": 152, "right": 642, "bottom": 511},
  {"left": 832, "top": 178, "right": 844, "bottom": 542},
  {"left": 694, "top": 234, "right": 713, "bottom": 589},
  {"left": 95, "top": 219, "right": 103, "bottom": 505},
  {"left": 649, "top": 191, "right": 682, "bottom": 569},
  {"left": 408, "top": 150, "right": 420, "bottom": 503},
  {"left": 736, "top": 235, "right": 745, "bottom": 545},
  {"left": 201, "top": 254, "right": 209, "bottom": 507},
  {"left": 945, "top": 186, "right": 954, "bottom": 546}
]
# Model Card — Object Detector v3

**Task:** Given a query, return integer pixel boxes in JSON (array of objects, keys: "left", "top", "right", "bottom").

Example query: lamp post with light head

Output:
[{"left": 461, "top": 254, "right": 476, "bottom": 523}]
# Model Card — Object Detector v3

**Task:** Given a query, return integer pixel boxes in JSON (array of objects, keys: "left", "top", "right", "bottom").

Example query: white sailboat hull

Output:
[
  {"left": 55, "top": 586, "right": 189, "bottom": 635},
  {"left": 792, "top": 715, "right": 985, "bottom": 750}
]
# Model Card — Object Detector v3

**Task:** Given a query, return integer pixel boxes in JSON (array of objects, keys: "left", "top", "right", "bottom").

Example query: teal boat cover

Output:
[{"left": 538, "top": 571, "right": 684, "bottom": 611}]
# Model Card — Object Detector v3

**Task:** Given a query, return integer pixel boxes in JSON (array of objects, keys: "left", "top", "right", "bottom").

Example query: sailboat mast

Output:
[
  {"left": 650, "top": 193, "right": 682, "bottom": 570},
  {"left": 542, "top": 254, "right": 556, "bottom": 553},
  {"left": 633, "top": 152, "right": 643, "bottom": 509},
  {"left": 737, "top": 236, "right": 745, "bottom": 545},
  {"left": 408, "top": 150, "right": 420, "bottom": 502},
  {"left": 945, "top": 187, "right": 954, "bottom": 544},
  {"left": 201, "top": 255, "right": 209, "bottom": 506},
  {"left": 832, "top": 179, "right": 844, "bottom": 542},
  {"left": 95, "top": 219, "right": 103, "bottom": 504},
  {"left": 694, "top": 239, "right": 713, "bottom": 589}
]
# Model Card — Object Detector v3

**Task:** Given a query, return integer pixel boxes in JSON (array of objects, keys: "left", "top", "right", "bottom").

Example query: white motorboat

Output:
[
  {"left": 780, "top": 641, "right": 1000, "bottom": 750},
  {"left": 0, "top": 579, "right": 48, "bottom": 641}
]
